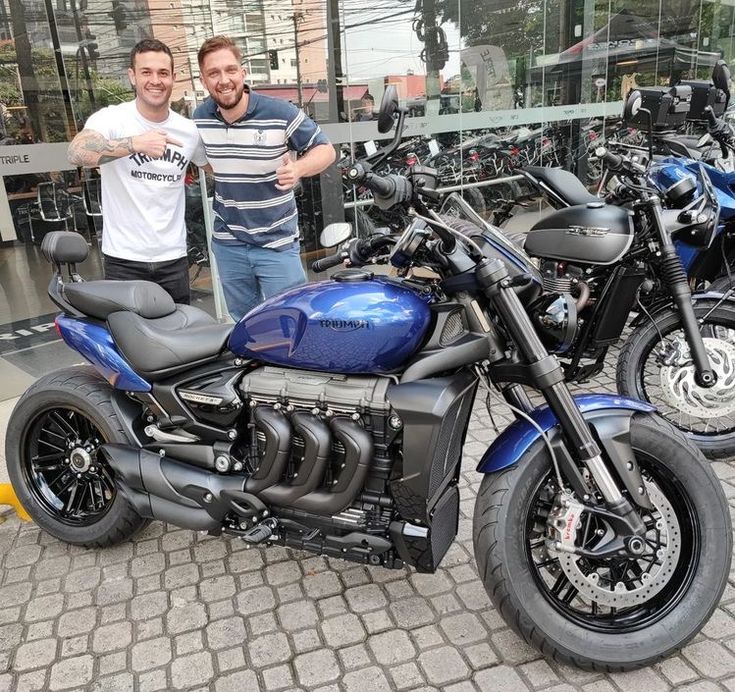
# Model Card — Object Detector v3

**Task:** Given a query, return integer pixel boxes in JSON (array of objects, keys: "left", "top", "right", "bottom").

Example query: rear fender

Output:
[
  {"left": 56, "top": 315, "right": 151, "bottom": 392},
  {"left": 478, "top": 394, "right": 655, "bottom": 507}
]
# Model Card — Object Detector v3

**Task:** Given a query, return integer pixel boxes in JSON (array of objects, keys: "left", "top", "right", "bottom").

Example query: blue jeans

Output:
[{"left": 213, "top": 240, "right": 306, "bottom": 321}]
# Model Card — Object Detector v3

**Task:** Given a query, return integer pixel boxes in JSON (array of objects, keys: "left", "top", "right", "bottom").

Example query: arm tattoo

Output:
[{"left": 68, "top": 132, "right": 135, "bottom": 167}]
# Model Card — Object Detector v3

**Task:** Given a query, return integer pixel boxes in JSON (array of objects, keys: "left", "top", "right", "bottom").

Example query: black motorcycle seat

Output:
[
  {"left": 523, "top": 167, "right": 599, "bottom": 206},
  {"left": 107, "top": 306, "right": 232, "bottom": 381},
  {"left": 64, "top": 280, "right": 177, "bottom": 321}
]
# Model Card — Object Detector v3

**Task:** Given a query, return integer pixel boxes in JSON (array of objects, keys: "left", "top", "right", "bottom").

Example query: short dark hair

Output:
[
  {"left": 198, "top": 35, "right": 242, "bottom": 68},
  {"left": 130, "top": 39, "right": 174, "bottom": 71}
]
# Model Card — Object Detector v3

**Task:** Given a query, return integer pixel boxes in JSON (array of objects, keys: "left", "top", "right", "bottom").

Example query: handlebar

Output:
[
  {"left": 595, "top": 146, "right": 623, "bottom": 171},
  {"left": 703, "top": 105, "right": 732, "bottom": 159},
  {"left": 704, "top": 105, "right": 719, "bottom": 130},
  {"left": 311, "top": 251, "right": 347, "bottom": 272}
]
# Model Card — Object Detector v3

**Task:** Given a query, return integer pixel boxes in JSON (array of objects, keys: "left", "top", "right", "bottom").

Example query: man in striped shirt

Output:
[{"left": 193, "top": 36, "right": 336, "bottom": 321}]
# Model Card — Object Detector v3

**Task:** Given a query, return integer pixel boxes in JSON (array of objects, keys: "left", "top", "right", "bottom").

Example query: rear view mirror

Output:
[
  {"left": 377, "top": 85, "right": 399, "bottom": 134},
  {"left": 623, "top": 90, "right": 643, "bottom": 120},
  {"left": 713, "top": 59, "right": 731, "bottom": 108},
  {"left": 319, "top": 223, "right": 352, "bottom": 248}
]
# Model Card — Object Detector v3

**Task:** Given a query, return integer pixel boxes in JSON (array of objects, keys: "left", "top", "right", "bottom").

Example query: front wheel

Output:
[
  {"left": 473, "top": 413, "right": 731, "bottom": 671},
  {"left": 5, "top": 366, "right": 147, "bottom": 547},
  {"left": 617, "top": 301, "right": 735, "bottom": 458}
]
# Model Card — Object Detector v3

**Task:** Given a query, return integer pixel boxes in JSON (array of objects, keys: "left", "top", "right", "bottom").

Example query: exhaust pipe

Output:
[{"left": 100, "top": 444, "right": 248, "bottom": 531}]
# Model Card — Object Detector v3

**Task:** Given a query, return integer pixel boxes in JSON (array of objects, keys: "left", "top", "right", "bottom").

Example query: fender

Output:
[
  {"left": 478, "top": 394, "right": 654, "bottom": 474},
  {"left": 56, "top": 315, "right": 151, "bottom": 392},
  {"left": 631, "top": 291, "right": 730, "bottom": 328}
]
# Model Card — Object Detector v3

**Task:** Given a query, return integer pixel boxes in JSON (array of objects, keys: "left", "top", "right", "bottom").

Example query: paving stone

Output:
[
  {"left": 276, "top": 583, "right": 303, "bottom": 604},
  {"left": 266, "top": 560, "right": 302, "bottom": 586},
  {"left": 59, "top": 634, "right": 87, "bottom": 658},
  {"left": 199, "top": 575, "right": 236, "bottom": 602},
  {"left": 464, "top": 642, "right": 499, "bottom": 671},
  {"left": 411, "top": 571, "right": 454, "bottom": 597},
  {"left": 291, "top": 628, "right": 322, "bottom": 653},
  {"left": 490, "top": 629, "right": 541, "bottom": 666},
  {"left": 683, "top": 639, "right": 735, "bottom": 677},
  {"left": 608, "top": 667, "right": 670, "bottom": 692},
  {"left": 263, "top": 664, "right": 294, "bottom": 690},
  {"left": 411, "top": 624, "right": 444, "bottom": 650},
  {"left": 440, "top": 612, "right": 488, "bottom": 646},
  {"left": 131, "top": 553, "right": 166, "bottom": 578},
  {"left": 338, "top": 643, "right": 372, "bottom": 671},
  {"left": 236, "top": 585, "right": 275, "bottom": 615},
  {"left": 320, "top": 613, "right": 366, "bottom": 647},
  {"left": 345, "top": 584, "right": 388, "bottom": 613},
  {"left": 4, "top": 545, "right": 41, "bottom": 569},
  {"left": 163, "top": 564, "right": 200, "bottom": 590},
  {"left": 98, "top": 651, "right": 127, "bottom": 676},
  {"left": 175, "top": 631, "right": 204, "bottom": 656},
  {"left": 418, "top": 646, "right": 471, "bottom": 686},
  {"left": 131, "top": 636, "right": 172, "bottom": 672},
  {"left": 205, "top": 615, "right": 246, "bottom": 650},
  {"left": 48, "top": 655, "right": 93, "bottom": 691},
  {"left": 131, "top": 591, "right": 169, "bottom": 621},
  {"left": 95, "top": 577, "right": 133, "bottom": 605},
  {"left": 303, "top": 571, "right": 343, "bottom": 599},
  {"left": 100, "top": 603, "right": 127, "bottom": 625},
  {"left": 170, "top": 650, "right": 214, "bottom": 689},
  {"left": 656, "top": 656, "right": 699, "bottom": 686},
  {"left": 208, "top": 599, "right": 235, "bottom": 620},
  {"left": 294, "top": 649, "right": 341, "bottom": 687},
  {"left": 25, "top": 621, "right": 54, "bottom": 642},
  {"left": 12, "top": 638, "right": 57, "bottom": 672},
  {"left": 249, "top": 612, "right": 278, "bottom": 635},
  {"left": 92, "top": 621, "right": 132, "bottom": 653},
  {"left": 474, "top": 665, "right": 531, "bottom": 691},
  {"left": 390, "top": 661, "right": 426, "bottom": 690},
  {"left": 214, "top": 669, "right": 259, "bottom": 692},
  {"left": 166, "top": 601, "right": 208, "bottom": 634},
  {"left": 63, "top": 567, "right": 101, "bottom": 593},
  {"left": 0, "top": 582, "right": 32, "bottom": 608},
  {"left": 136, "top": 618, "right": 164, "bottom": 641},
  {"left": 390, "top": 596, "right": 435, "bottom": 628},
  {"left": 90, "top": 672, "right": 134, "bottom": 692},
  {"left": 137, "top": 669, "right": 168, "bottom": 692},
  {"left": 217, "top": 646, "right": 246, "bottom": 672},
  {"left": 367, "top": 629, "right": 416, "bottom": 665},
  {"left": 342, "top": 666, "right": 393, "bottom": 692},
  {"left": 0, "top": 624, "right": 23, "bottom": 652},
  {"left": 15, "top": 668, "right": 48, "bottom": 692},
  {"left": 247, "top": 631, "right": 292, "bottom": 667},
  {"left": 277, "top": 600, "right": 319, "bottom": 631}
]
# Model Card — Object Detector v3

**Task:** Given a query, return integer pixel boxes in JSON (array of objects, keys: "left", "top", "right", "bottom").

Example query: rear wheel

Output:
[
  {"left": 473, "top": 413, "right": 731, "bottom": 671},
  {"left": 617, "top": 301, "right": 735, "bottom": 458},
  {"left": 5, "top": 366, "right": 147, "bottom": 547}
]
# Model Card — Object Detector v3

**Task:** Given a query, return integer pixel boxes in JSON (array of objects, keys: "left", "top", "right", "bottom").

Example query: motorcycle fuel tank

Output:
[
  {"left": 228, "top": 274, "right": 433, "bottom": 374},
  {"left": 525, "top": 203, "right": 635, "bottom": 265}
]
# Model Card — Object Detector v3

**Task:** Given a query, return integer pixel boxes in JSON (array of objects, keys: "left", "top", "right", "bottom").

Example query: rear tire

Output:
[
  {"left": 473, "top": 413, "right": 731, "bottom": 671},
  {"left": 5, "top": 366, "right": 147, "bottom": 547}
]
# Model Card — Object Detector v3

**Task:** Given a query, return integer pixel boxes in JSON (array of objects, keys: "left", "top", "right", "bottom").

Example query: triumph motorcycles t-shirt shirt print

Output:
[{"left": 85, "top": 101, "right": 208, "bottom": 263}]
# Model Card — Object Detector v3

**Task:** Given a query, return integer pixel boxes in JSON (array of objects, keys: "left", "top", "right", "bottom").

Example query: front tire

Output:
[
  {"left": 473, "top": 413, "right": 731, "bottom": 671},
  {"left": 617, "top": 301, "right": 735, "bottom": 458},
  {"left": 5, "top": 366, "right": 147, "bottom": 547}
]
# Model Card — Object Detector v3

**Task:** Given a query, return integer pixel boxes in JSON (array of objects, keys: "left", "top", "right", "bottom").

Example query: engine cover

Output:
[{"left": 525, "top": 203, "right": 635, "bottom": 266}]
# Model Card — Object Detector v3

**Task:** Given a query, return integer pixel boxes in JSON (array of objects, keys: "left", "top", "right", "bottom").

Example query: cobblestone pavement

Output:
[{"left": 1, "top": 365, "right": 734, "bottom": 692}]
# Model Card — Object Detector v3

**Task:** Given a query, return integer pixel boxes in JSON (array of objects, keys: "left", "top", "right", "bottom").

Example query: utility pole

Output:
[
  {"left": 69, "top": 0, "right": 96, "bottom": 113},
  {"left": 326, "top": 0, "right": 344, "bottom": 121},
  {"left": 43, "top": 0, "right": 76, "bottom": 138},
  {"left": 291, "top": 11, "right": 304, "bottom": 108}
]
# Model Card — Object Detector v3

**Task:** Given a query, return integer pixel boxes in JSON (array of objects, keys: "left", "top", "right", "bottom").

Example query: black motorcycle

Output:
[{"left": 5, "top": 87, "right": 730, "bottom": 671}]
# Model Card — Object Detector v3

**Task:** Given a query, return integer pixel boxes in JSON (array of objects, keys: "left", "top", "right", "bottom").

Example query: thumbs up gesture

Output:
[{"left": 275, "top": 153, "right": 301, "bottom": 191}]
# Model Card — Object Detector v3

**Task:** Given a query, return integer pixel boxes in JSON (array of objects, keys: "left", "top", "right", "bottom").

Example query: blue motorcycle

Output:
[{"left": 5, "top": 87, "right": 730, "bottom": 671}]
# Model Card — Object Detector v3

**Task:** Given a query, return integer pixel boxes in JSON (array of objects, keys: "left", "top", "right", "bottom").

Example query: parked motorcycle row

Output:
[{"left": 5, "top": 78, "right": 735, "bottom": 673}]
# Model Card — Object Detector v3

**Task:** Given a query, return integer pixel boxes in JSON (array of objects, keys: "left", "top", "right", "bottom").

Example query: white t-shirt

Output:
[{"left": 85, "top": 101, "right": 208, "bottom": 262}]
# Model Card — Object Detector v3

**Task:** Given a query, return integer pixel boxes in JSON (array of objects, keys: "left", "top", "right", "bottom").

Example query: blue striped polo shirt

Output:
[{"left": 193, "top": 88, "right": 329, "bottom": 250}]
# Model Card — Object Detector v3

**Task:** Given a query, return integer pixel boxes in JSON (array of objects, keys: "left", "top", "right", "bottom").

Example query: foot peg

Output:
[{"left": 241, "top": 518, "right": 279, "bottom": 545}]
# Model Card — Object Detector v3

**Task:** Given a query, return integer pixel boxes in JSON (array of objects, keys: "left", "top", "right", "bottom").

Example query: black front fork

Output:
[
  {"left": 649, "top": 198, "right": 715, "bottom": 387},
  {"left": 477, "top": 258, "right": 645, "bottom": 532}
]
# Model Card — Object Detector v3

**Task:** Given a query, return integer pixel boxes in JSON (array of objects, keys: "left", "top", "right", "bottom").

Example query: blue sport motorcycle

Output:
[{"left": 5, "top": 87, "right": 731, "bottom": 671}]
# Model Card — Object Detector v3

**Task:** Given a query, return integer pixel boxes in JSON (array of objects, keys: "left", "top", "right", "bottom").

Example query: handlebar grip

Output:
[
  {"left": 363, "top": 172, "right": 395, "bottom": 198},
  {"left": 311, "top": 252, "right": 346, "bottom": 273},
  {"left": 595, "top": 146, "right": 623, "bottom": 170}
]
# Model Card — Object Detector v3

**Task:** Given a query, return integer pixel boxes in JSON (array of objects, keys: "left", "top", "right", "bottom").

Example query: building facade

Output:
[{"left": 0, "top": 0, "right": 732, "bottom": 388}]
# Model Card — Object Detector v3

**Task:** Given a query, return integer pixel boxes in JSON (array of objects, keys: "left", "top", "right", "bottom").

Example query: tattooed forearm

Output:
[{"left": 67, "top": 130, "right": 136, "bottom": 167}]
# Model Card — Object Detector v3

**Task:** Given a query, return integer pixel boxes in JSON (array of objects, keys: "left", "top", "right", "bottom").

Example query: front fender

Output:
[{"left": 477, "top": 394, "right": 655, "bottom": 473}]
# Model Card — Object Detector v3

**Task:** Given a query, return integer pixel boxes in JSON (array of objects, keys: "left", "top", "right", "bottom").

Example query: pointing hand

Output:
[{"left": 132, "top": 129, "right": 183, "bottom": 159}]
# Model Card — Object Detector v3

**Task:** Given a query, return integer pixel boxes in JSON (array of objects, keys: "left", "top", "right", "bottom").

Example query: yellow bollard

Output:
[{"left": 0, "top": 484, "right": 32, "bottom": 522}]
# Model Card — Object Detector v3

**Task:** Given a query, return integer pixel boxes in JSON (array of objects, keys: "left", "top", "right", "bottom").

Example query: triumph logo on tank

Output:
[{"left": 319, "top": 319, "right": 370, "bottom": 331}]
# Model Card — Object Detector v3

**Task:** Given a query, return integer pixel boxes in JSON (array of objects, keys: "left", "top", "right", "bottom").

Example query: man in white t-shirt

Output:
[{"left": 68, "top": 39, "right": 210, "bottom": 304}]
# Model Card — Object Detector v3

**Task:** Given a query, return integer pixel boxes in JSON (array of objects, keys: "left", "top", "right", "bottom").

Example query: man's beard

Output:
[{"left": 211, "top": 84, "right": 245, "bottom": 111}]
